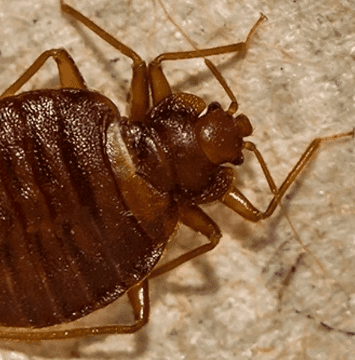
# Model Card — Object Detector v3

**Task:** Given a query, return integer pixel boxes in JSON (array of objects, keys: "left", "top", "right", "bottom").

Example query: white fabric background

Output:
[{"left": 0, "top": 0, "right": 354, "bottom": 359}]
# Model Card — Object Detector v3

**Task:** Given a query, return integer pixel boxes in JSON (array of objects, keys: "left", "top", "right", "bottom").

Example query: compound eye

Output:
[
  {"left": 207, "top": 102, "right": 222, "bottom": 112},
  {"left": 231, "top": 155, "right": 244, "bottom": 166}
]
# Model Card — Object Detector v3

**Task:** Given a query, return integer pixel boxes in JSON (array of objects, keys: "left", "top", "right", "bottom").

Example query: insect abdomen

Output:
[{"left": 0, "top": 89, "right": 165, "bottom": 328}]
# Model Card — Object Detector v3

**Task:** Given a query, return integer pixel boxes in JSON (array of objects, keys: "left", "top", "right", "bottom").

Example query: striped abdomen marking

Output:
[{"left": 0, "top": 89, "right": 169, "bottom": 328}]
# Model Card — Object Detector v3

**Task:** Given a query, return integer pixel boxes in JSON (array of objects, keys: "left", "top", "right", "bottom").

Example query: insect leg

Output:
[
  {"left": 149, "top": 204, "right": 221, "bottom": 279},
  {"left": 148, "top": 14, "right": 266, "bottom": 107},
  {"left": 60, "top": 0, "right": 149, "bottom": 123},
  {"left": 221, "top": 130, "right": 354, "bottom": 222},
  {"left": 0, "top": 280, "right": 149, "bottom": 340},
  {"left": 0, "top": 49, "right": 86, "bottom": 99},
  {"left": 127, "top": 279, "right": 150, "bottom": 331}
]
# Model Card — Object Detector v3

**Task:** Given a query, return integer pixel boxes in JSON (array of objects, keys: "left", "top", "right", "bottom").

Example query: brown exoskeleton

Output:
[{"left": 0, "top": 0, "right": 352, "bottom": 341}]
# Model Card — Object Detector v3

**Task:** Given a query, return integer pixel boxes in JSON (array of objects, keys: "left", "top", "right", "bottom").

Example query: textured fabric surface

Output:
[{"left": 0, "top": 0, "right": 354, "bottom": 358}]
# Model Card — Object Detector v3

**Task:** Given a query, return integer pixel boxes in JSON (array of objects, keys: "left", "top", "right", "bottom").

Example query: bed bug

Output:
[{"left": 0, "top": 0, "right": 352, "bottom": 341}]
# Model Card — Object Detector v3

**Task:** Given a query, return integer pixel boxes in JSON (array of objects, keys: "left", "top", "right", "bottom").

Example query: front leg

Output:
[
  {"left": 222, "top": 130, "right": 354, "bottom": 222},
  {"left": 149, "top": 203, "right": 222, "bottom": 279}
]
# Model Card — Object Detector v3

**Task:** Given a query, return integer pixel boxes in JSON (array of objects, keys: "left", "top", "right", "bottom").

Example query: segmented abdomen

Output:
[{"left": 0, "top": 89, "right": 165, "bottom": 328}]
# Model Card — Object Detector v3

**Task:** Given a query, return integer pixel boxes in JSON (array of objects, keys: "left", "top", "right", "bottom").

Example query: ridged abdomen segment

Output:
[{"left": 0, "top": 89, "right": 167, "bottom": 328}]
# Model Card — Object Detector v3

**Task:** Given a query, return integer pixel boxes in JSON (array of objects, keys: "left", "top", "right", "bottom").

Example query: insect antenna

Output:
[{"left": 155, "top": 0, "right": 266, "bottom": 115}]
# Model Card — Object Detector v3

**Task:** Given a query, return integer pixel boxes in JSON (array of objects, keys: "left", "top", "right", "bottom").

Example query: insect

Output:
[{"left": 0, "top": 0, "right": 352, "bottom": 341}]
